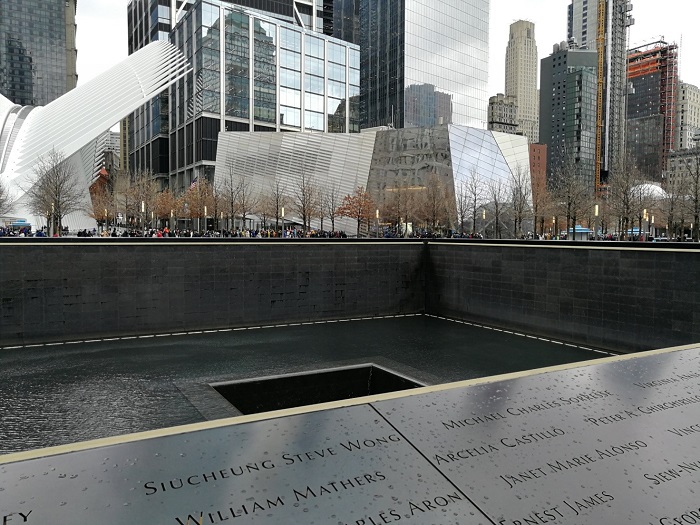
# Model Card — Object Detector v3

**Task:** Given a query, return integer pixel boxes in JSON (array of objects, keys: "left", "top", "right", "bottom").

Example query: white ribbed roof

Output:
[{"left": 2, "top": 41, "right": 190, "bottom": 183}]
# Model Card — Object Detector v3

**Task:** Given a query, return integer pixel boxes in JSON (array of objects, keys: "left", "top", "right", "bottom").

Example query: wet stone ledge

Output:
[{"left": 2, "top": 345, "right": 700, "bottom": 524}]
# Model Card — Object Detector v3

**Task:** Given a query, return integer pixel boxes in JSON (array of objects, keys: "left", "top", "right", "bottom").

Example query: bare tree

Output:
[
  {"left": 464, "top": 168, "right": 484, "bottom": 235},
  {"left": 154, "top": 189, "right": 177, "bottom": 228},
  {"left": 88, "top": 185, "right": 112, "bottom": 230},
  {"left": 265, "top": 178, "right": 289, "bottom": 231},
  {"left": 127, "top": 169, "right": 160, "bottom": 231},
  {"left": 455, "top": 181, "right": 469, "bottom": 235},
  {"left": 487, "top": 177, "right": 506, "bottom": 239},
  {"left": 417, "top": 173, "right": 450, "bottom": 233},
  {"left": 321, "top": 181, "right": 342, "bottom": 233},
  {"left": 234, "top": 173, "right": 259, "bottom": 231},
  {"left": 383, "top": 184, "right": 411, "bottom": 236},
  {"left": 24, "top": 149, "right": 85, "bottom": 235},
  {"left": 110, "top": 169, "right": 133, "bottom": 228},
  {"left": 682, "top": 151, "right": 700, "bottom": 241},
  {"left": 292, "top": 171, "right": 318, "bottom": 233},
  {"left": 661, "top": 170, "right": 686, "bottom": 240},
  {"left": 337, "top": 186, "right": 375, "bottom": 237},
  {"left": 0, "top": 178, "right": 12, "bottom": 217},
  {"left": 510, "top": 165, "right": 532, "bottom": 238},
  {"left": 550, "top": 153, "right": 592, "bottom": 241},
  {"left": 218, "top": 165, "right": 241, "bottom": 230},
  {"left": 608, "top": 161, "right": 642, "bottom": 241}
]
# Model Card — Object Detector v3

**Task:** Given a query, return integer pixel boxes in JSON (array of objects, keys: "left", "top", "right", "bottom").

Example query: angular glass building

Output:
[
  {"left": 0, "top": 0, "right": 77, "bottom": 106},
  {"left": 215, "top": 126, "right": 529, "bottom": 233},
  {"left": 360, "top": 0, "right": 489, "bottom": 129},
  {"left": 167, "top": 0, "right": 359, "bottom": 191}
]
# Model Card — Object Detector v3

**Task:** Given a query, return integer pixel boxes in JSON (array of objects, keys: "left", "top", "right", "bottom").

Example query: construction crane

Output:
[{"left": 594, "top": 0, "right": 606, "bottom": 196}]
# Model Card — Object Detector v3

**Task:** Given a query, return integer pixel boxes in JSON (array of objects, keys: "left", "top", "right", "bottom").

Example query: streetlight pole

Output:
[
  {"left": 141, "top": 200, "right": 145, "bottom": 236},
  {"left": 281, "top": 207, "right": 285, "bottom": 237},
  {"left": 482, "top": 208, "right": 486, "bottom": 238},
  {"left": 593, "top": 204, "right": 599, "bottom": 241},
  {"left": 552, "top": 216, "right": 556, "bottom": 240},
  {"left": 376, "top": 209, "right": 380, "bottom": 238},
  {"left": 203, "top": 205, "right": 207, "bottom": 233}
]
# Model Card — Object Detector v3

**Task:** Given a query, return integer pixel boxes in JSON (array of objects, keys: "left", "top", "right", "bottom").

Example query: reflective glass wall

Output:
[
  {"left": 169, "top": 0, "right": 359, "bottom": 191},
  {"left": 0, "top": 0, "right": 76, "bottom": 106},
  {"left": 360, "top": 0, "right": 489, "bottom": 130},
  {"left": 128, "top": 0, "right": 194, "bottom": 185},
  {"left": 404, "top": 0, "right": 488, "bottom": 128}
]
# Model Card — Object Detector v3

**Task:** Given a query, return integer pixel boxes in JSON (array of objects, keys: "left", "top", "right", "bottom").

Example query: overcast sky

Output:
[{"left": 75, "top": 0, "right": 699, "bottom": 97}]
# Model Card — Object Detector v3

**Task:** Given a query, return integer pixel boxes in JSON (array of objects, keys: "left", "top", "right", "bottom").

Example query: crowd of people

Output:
[{"left": 48, "top": 227, "right": 351, "bottom": 238}]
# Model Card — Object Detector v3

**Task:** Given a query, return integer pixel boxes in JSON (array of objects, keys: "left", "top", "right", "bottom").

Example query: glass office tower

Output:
[
  {"left": 0, "top": 0, "right": 77, "bottom": 106},
  {"left": 168, "top": 0, "right": 359, "bottom": 192},
  {"left": 360, "top": 0, "right": 489, "bottom": 129}
]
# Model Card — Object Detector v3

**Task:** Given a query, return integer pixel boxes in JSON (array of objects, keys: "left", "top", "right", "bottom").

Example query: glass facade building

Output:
[
  {"left": 0, "top": 0, "right": 77, "bottom": 106},
  {"left": 539, "top": 44, "right": 598, "bottom": 191},
  {"left": 168, "top": 0, "right": 359, "bottom": 191},
  {"left": 626, "top": 42, "right": 678, "bottom": 182},
  {"left": 360, "top": 0, "right": 489, "bottom": 130},
  {"left": 127, "top": 0, "right": 192, "bottom": 187}
]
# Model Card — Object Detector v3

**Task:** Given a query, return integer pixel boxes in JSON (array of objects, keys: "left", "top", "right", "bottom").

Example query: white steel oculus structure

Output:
[{"left": 0, "top": 41, "right": 190, "bottom": 228}]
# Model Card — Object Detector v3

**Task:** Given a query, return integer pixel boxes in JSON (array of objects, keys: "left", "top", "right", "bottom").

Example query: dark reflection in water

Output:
[{"left": 0, "top": 317, "right": 603, "bottom": 455}]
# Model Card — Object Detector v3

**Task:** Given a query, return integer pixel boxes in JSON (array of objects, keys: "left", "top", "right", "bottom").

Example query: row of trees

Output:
[{"left": 7, "top": 146, "right": 700, "bottom": 240}]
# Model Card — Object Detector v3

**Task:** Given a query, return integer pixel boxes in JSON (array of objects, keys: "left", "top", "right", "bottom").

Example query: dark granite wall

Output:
[
  {"left": 2, "top": 239, "right": 699, "bottom": 352},
  {"left": 425, "top": 241, "right": 700, "bottom": 352},
  {"left": 0, "top": 240, "right": 426, "bottom": 346}
]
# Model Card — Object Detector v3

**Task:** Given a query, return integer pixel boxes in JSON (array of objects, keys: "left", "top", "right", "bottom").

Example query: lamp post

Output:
[
  {"left": 203, "top": 205, "right": 207, "bottom": 232},
  {"left": 220, "top": 211, "right": 223, "bottom": 236},
  {"left": 552, "top": 216, "right": 556, "bottom": 240},
  {"left": 50, "top": 202, "right": 55, "bottom": 237},
  {"left": 141, "top": 200, "right": 145, "bottom": 236},
  {"left": 104, "top": 208, "right": 108, "bottom": 233},
  {"left": 170, "top": 209, "right": 174, "bottom": 231},
  {"left": 281, "top": 207, "right": 285, "bottom": 237},
  {"left": 650, "top": 215, "right": 655, "bottom": 240},
  {"left": 376, "top": 209, "right": 380, "bottom": 238},
  {"left": 482, "top": 208, "right": 486, "bottom": 238},
  {"left": 593, "top": 204, "right": 599, "bottom": 241}
]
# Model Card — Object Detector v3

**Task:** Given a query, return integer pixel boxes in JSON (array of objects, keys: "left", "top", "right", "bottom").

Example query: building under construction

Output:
[
  {"left": 626, "top": 41, "right": 679, "bottom": 182},
  {"left": 565, "top": 0, "right": 633, "bottom": 194}
]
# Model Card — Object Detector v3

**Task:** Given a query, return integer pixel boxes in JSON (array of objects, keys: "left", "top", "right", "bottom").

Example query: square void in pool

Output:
[{"left": 211, "top": 364, "right": 424, "bottom": 415}]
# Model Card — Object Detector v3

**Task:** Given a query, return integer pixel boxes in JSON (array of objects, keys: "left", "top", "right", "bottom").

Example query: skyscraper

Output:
[
  {"left": 360, "top": 0, "right": 489, "bottom": 129},
  {"left": 567, "top": 0, "right": 633, "bottom": 190},
  {"left": 675, "top": 82, "right": 700, "bottom": 151},
  {"left": 505, "top": 20, "right": 538, "bottom": 143},
  {"left": 0, "top": 0, "right": 77, "bottom": 106},
  {"left": 127, "top": 0, "right": 191, "bottom": 187},
  {"left": 627, "top": 41, "right": 678, "bottom": 181},
  {"left": 539, "top": 42, "right": 598, "bottom": 190}
]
